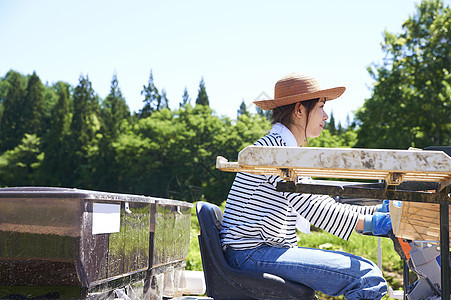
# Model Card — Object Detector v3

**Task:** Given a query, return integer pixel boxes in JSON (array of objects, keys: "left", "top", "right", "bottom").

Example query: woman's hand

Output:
[
  {"left": 376, "top": 200, "right": 390, "bottom": 213},
  {"left": 363, "top": 212, "right": 392, "bottom": 235}
]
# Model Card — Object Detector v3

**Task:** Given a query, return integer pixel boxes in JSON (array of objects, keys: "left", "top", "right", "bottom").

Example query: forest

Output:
[{"left": 0, "top": 0, "right": 449, "bottom": 205}]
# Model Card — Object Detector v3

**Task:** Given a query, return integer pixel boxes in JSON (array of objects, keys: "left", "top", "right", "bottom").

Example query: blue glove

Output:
[
  {"left": 376, "top": 200, "right": 390, "bottom": 213},
  {"left": 363, "top": 212, "right": 392, "bottom": 235}
]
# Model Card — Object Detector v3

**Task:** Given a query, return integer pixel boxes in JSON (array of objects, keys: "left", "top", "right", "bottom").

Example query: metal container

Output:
[{"left": 0, "top": 187, "right": 193, "bottom": 299}]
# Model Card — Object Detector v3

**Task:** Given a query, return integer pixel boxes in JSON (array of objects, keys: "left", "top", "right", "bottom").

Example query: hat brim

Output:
[{"left": 254, "top": 86, "right": 346, "bottom": 110}]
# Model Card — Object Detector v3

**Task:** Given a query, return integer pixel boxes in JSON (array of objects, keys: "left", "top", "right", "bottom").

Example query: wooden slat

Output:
[
  {"left": 218, "top": 162, "right": 451, "bottom": 182},
  {"left": 391, "top": 201, "right": 451, "bottom": 240}
]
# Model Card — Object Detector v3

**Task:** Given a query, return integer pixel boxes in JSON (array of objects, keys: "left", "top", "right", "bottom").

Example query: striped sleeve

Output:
[{"left": 286, "top": 192, "right": 360, "bottom": 240}]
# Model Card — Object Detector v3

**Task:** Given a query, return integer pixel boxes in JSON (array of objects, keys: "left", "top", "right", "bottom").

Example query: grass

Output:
[{"left": 186, "top": 201, "right": 406, "bottom": 299}]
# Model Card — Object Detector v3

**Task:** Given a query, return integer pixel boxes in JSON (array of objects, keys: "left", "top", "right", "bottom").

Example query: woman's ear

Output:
[{"left": 294, "top": 102, "right": 303, "bottom": 119}]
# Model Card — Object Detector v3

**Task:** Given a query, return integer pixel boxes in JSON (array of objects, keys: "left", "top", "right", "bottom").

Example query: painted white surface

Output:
[{"left": 92, "top": 203, "right": 121, "bottom": 234}]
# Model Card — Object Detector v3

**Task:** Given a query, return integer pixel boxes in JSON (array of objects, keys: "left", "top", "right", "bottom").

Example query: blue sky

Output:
[{"left": 1, "top": 0, "right": 448, "bottom": 124}]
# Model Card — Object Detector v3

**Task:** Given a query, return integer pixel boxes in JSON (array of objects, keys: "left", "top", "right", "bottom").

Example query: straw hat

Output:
[{"left": 254, "top": 73, "right": 346, "bottom": 110}]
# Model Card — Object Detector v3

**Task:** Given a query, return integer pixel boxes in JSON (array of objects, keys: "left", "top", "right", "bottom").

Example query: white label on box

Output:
[{"left": 92, "top": 203, "right": 121, "bottom": 234}]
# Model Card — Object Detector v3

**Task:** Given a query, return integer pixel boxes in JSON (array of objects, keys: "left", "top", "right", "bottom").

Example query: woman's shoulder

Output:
[{"left": 254, "top": 132, "right": 286, "bottom": 147}]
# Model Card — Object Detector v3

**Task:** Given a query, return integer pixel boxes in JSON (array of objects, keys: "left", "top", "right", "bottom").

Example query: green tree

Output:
[
  {"left": 337, "top": 121, "right": 343, "bottom": 135},
  {"left": 139, "top": 70, "right": 162, "bottom": 117},
  {"left": 161, "top": 89, "right": 169, "bottom": 110},
  {"left": 71, "top": 75, "right": 99, "bottom": 146},
  {"left": 327, "top": 111, "right": 337, "bottom": 135},
  {"left": 0, "top": 134, "right": 43, "bottom": 187},
  {"left": 355, "top": 0, "right": 450, "bottom": 149},
  {"left": 66, "top": 75, "right": 100, "bottom": 187},
  {"left": 309, "top": 128, "right": 358, "bottom": 148},
  {"left": 180, "top": 87, "right": 190, "bottom": 107},
  {"left": 101, "top": 73, "right": 130, "bottom": 139},
  {"left": 39, "top": 82, "right": 72, "bottom": 186},
  {"left": 0, "top": 76, "right": 9, "bottom": 106},
  {"left": 237, "top": 99, "right": 250, "bottom": 118},
  {"left": 114, "top": 108, "right": 179, "bottom": 196},
  {"left": 0, "top": 71, "right": 27, "bottom": 151},
  {"left": 345, "top": 114, "right": 353, "bottom": 129},
  {"left": 22, "top": 72, "right": 46, "bottom": 137},
  {"left": 93, "top": 74, "right": 131, "bottom": 191},
  {"left": 195, "top": 78, "right": 209, "bottom": 106},
  {"left": 255, "top": 106, "right": 271, "bottom": 121}
]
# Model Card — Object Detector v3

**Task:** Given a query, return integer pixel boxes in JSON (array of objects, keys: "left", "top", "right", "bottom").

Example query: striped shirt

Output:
[{"left": 220, "top": 130, "right": 376, "bottom": 250}]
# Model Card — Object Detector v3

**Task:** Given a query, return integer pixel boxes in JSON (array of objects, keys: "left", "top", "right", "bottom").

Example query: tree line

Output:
[
  {"left": 0, "top": 69, "right": 355, "bottom": 203},
  {"left": 0, "top": 0, "right": 448, "bottom": 204}
]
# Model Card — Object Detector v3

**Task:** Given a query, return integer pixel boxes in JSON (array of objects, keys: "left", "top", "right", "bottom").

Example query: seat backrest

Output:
[
  {"left": 196, "top": 201, "right": 255, "bottom": 299},
  {"left": 196, "top": 202, "right": 231, "bottom": 272}
]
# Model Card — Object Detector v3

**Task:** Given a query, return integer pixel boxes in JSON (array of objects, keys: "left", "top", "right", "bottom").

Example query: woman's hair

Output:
[
  {"left": 271, "top": 98, "right": 320, "bottom": 127},
  {"left": 270, "top": 98, "right": 320, "bottom": 146}
]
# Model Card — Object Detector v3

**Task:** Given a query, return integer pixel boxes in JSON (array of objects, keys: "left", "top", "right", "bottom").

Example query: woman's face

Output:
[{"left": 305, "top": 98, "right": 328, "bottom": 138}]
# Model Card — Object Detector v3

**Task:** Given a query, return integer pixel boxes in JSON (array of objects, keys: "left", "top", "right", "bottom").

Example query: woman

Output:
[{"left": 220, "top": 73, "right": 391, "bottom": 299}]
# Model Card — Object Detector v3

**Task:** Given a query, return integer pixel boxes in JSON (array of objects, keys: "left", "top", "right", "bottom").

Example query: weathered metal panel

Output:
[{"left": 0, "top": 187, "right": 193, "bottom": 300}]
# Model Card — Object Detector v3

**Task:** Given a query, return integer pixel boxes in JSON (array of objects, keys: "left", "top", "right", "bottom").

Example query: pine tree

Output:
[
  {"left": 180, "top": 87, "right": 190, "bottom": 107},
  {"left": 66, "top": 75, "right": 100, "bottom": 187},
  {"left": 237, "top": 99, "right": 249, "bottom": 118},
  {"left": 139, "top": 70, "right": 161, "bottom": 117},
  {"left": 337, "top": 121, "right": 343, "bottom": 135},
  {"left": 0, "top": 71, "right": 27, "bottom": 151},
  {"left": 92, "top": 74, "right": 130, "bottom": 191},
  {"left": 40, "top": 82, "right": 72, "bottom": 186},
  {"left": 22, "top": 72, "right": 45, "bottom": 137},
  {"left": 47, "top": 83, "right": 71, "bottom": 142},
  {"left": 328, "top": 111, "right": 336, "bottom": 135},
  {"left": 195, "top": 78, "right": 209, "bottom": 106},
  {"left": 101, "top": 73, "right": 130, "bottom": 139},
  {"left": 346, "top": 114, "right": 352, "bottom": 129},
  {"left": 71, "top": 75, "right": 98, "bottom": 146},
  {"left": 160, "top": 89, "right": 169, "bottom": 109}
]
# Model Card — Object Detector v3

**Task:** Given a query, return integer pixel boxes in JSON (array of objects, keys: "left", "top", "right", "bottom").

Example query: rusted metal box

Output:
[{"left": 0, "top": 187, "right": 192, "bottom": 299}]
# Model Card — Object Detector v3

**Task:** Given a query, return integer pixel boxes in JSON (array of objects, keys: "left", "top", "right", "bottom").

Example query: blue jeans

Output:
[{"left": 224, "top": 245, "right": 387, "bottom": 300}]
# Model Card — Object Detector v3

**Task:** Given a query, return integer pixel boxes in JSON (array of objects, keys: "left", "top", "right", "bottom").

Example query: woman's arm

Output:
[{"left": 355, "top": 214, "right": 365, "bottom": 231}]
